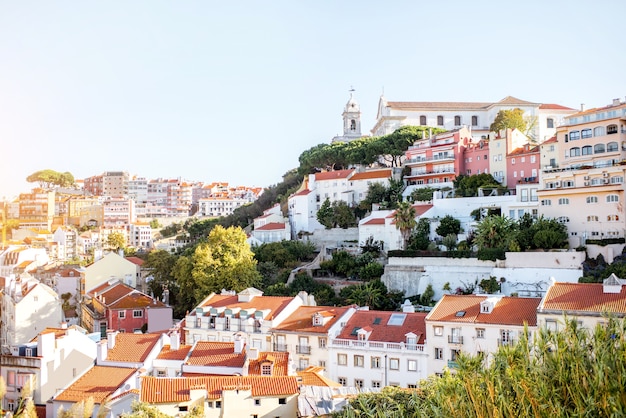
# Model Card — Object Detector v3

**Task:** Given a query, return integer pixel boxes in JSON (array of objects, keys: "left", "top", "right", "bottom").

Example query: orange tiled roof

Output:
[
  {"left": 335, "top": 310, "right": 427, "bottom": 343},
  {"left": 427, "top": 295, "right": 541, "bottom": 326},
  {"left": 106, "top": 333, "right": 162, "bottom": 363},
  {"left": 315, "top": 169, "right": 354, "bottom": 181},
  {"left": 255, "top": 222, "right": 286, "bottom": 231},
  {"left": 272, "top": 306, "right": 349, "bottom": 334},
  {"left": 297, "top": 366, "right": 341, "bottom": 387},
  {"left": 196, "top": 294, "right": 294, "bottom": 320},
  {"left": 362, "top": 218, "right": 385, "bottom": 225},
  {"left": 540, "top": 282, "right": 626, "bottom": 314},
  {"left": 539, "top": 103, "right": 576, "bottom": 111},
  {"left": 140, "top": 375, "right": 299, "bottom": 403},
  {"left": 248, "top": 352, "right": 290, "bottom": 376},
  {"left": 349, "top": 169, "right": 392, "bottom": 181},
  {"left": 291, "top": 188, "right": 312, "bottom": 197},
  {"left": 55, "top": 365, "right": 137, "bottom": 403},
  {"left": 109, "top": 291, "right": 167, "bottom": 309},
  {"left": 125, "top": 256, "right": 145, "bottom": 266},
  {"left": 186, "top": 341, "right": 246, "bottom": 368},
  {"left": 157, "top": 344, "right": 193, "bottom": 361},
  {"left": 542, "top": 136, "right": 558, "bottom": 144}
]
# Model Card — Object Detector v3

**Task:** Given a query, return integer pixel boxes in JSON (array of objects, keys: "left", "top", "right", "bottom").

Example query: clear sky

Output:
[{"left": 1, "top": 1, "right": 624, "bottom": 200}]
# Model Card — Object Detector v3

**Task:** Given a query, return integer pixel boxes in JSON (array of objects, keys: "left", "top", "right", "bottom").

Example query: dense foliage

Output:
[
  {"left": 453, "top": 173, "right": 506, "bottom": 197},
  {"left": 489, "top": 108, "right": 528, "bottom": 133},
  {"left": 26, "top": 169, "right": 75, "bottom": 189},
  {"left": 334, "top": 317, "right": 626, "bottom": 417}
]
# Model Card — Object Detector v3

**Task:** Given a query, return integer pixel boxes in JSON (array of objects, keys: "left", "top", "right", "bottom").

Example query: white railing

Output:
[{"left": 330, "top": 338, "right": 425, "bottom": 352}]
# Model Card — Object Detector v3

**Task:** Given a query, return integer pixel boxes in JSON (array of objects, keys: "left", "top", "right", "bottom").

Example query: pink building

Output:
[
  {"left": 462, "top": 138, "right": 490, "bottom": 176},
  {"left": 506, "top": 143, "right": 540, "bottom": 190}
]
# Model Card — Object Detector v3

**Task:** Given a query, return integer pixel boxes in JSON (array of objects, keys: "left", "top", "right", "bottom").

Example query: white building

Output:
[
  {"left": 53, "top": 226, "right": 78, "bottom": 261},
  {"left": 425, "top": 294, "right": 541, "bottom": 376},
  {"left": 128, "top": 221, "right": 153, "bottom": 249},
  {"left": 328, "top": 308, "right": 428, "bottom": 390},
  {"left": 288, "top": 188, "right": 324, "bottom": 237}
]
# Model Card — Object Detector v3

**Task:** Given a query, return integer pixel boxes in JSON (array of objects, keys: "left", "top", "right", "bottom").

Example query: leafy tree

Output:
[
  {"left": 338, "top": 279, "right": 402, "bottom": 310},
  {"left": 106, "top": 231, "right": 126, "bottom": 251},
  {"left": 531, "top": 217, "right": 568, "bottom": 249},
  {"left": 184, "top": 218, "right": 219, "bottom": 243},
  {"left": 317, "top": 198, "right": 334, "bottom": 228},
  {"left": 361, "top": 182, "right": 388, "bottom": 209},
  {"left": 435, "top": 215, "right": 461, "bottom": 237},
  {"left": 409, "top": 187, "right": 435, "bottom": 202},
  {"left": 174, "top": 226, "right": 261, "bottom": 311},
  {"left": 393, "top": 201, "right": 417, "bottom": 250},
  {"left": 419, "top": 283, "right": 435, "bottom": 306},
  {"left": 26, "top": 169, "right": 75, "bottom": 189},
  {"left": 149, "top": 219, "right": 160, "bottom": 229},
  {"left": 454, "top": 173, "right": 504, "bottom": 197},
  {"left": 407, "top": 217, "right": 431, "bottom": 251},
  {"left": 489, "top": 107, "right": 527, "bottom": 133},
  {"left": 479, "top": 276, "right": 501, "bottom": 293},
  {"left": 331, "top": 200, "right": 357, "bottom": 228},
  {"left": 442, "top": 233, "right": 458, "bottom": 250},
  {"left": 474, "top": 215, "right": 517, "bottom": 250},
  {"left": 144, "top": 249, "right": 179, "bottom": 306},
  {"left": 360, "top": 235, "right": 382, "bottom": 255}
]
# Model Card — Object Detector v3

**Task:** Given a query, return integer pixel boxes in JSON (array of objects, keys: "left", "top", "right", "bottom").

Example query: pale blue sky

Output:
[{"left": 1, "top": 1, "right": 624, "bottom": 199}]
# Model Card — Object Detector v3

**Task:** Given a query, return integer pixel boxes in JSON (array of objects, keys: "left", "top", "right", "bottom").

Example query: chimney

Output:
[
  {"left": 234, "top": 333, "right": 246, "bottom": 354},
  {"left": 107, "top": 330, "right": 117, "bottom": 349},
  {"left": 60, "top": 321, "right": 68, "bottom": 329},
  {"left": 97, "top": 340, "right": 108, "bottom": 363},
  {"left": 170, "top": 331, "right": 180, "bottom": 351},
  {"left": 37, "top": 331, "right": 55, "bottom": 360},
  {"left": 581, "top": 103, "right": 585, "bottom": 111},
  {"left": 612, "top": 98, "right": 621, "bottom": 106}
]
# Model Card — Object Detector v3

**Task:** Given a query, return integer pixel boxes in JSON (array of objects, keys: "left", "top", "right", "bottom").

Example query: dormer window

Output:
[
  {"left": 312, "top": 312, "right": 323, "bottom": 327},
  {"left": 261, "top": 362, "right": 273, "bottom": 376},
  {"left": 357, "top": 333, "right": 366, "bottom": 341},
  {"left": 480, "top": 302, "right": 492, "bottom": 313}
]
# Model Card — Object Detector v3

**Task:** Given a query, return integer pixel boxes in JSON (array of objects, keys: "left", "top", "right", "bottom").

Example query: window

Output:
[
  {"left": 254, "top": 399, "right": 261, "bottom": 406},
  {"left": 371, "top": 357, "right": 381, "bottom": 368},
  {"left": 261, "top": 363, "right": 272, "bottom": 376},
  {"left": 607, "top": 124, "right": 618, "bottom": 134},
  {"left": 354, "top": 355, "right": 364, "bottom": 367},
  {"left": 278, "top": 398, "right": 286, "bottom": 405},
  {"left": 133, "top": 310, "right": 143, "bottom": 318},
  {"left": 569, "top": 131, "right": 580, "bottom": 140},
  {"left": 437, "top": 115, "right": 444, "bottom": 126},
  {"left": 215, "top": 401, "right": 222, "bottom": 408},
  {"left": 512, "top": 158, "right": 516, "bottom": 165},
  {"left": 389, "top": 358, "right": 399, "bottom": 370},
  {"left": 547, "top": 118, "right": 554, "bottom": 128},
  {"left": 608, "top": 215, "right": 620, "bottom": 221},
  {"left": 476, "top": 328, "right": 485, "bottom": 339},
  {"left": 558, "top": 198, "right": 569, "bottom": 205},
  {"left": 454, "top": 115, "right": 461, "bottom": 125},
  {"left": 587, "top": 215, "right": 599, "bottom": 222},
  {"left": 569, "top": 147, "right": 580, "bottom": 156},
  {"left": 450, "top": 349, "right": 460, "bottom": 361},
  {"left": 607, "top": 141, "right": 619, "bottom": 151},
  {"left": 338, "top": 377, "right": 347, "bottom": 386},
  {"left": 607, "top": 194, "right": 619, "bottom": 202},
  {"left": 118, "top": 311, "right": 125, "bottom": 319},
  {"left": 372, "top": 381, "right": 381, "bottom": 389},
  {"left": 582, "top": 145, "right": 593, "bottom": 155},
  {"left": 472, "top": 115, "right": 478, "bottom": 126},
  {"left": 420, "top": 115, "right": 427, "bottom": 125},
  {"left": 434, "top": 326, "right": 443, "bottom": 336},
  {"left": 558, "top": 216, "right": 570, "bottom": 223},
  {"left": 318, "top": 337, "right": 327, "bottom": 348},
  {"left": 541, "top": 199, "right": 551, "bottom": 206},
  {"left": 594, "top": 144, "right": 606, "bottom": 153},
  {"left": 581, "top": 128, "right": 592, "bottom": 139},
  {"left": 586, "top": 196, "right": 598, "bottom": 204},
  {"left": 594, "top": 126, "right": 605, "bottom": 136},
  {"left": 612, "top": 176, "right": 624, "bottom": 184},
  {"left": 434, "top": 347, "right": 443, "bottom": 360},
  {"left": 338, "top": 353, "right": 347, "bottom": 366},
  {"left": 408, "top": 360, "right": 417, "bottom": 371},
  {"left": 531, "top": 155, "right": 536, "bottom": 163},
  {"left": 355, "top": 379, "right": 364, "bottom": 389}
]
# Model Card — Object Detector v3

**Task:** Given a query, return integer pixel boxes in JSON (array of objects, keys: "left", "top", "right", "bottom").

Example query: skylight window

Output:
[
  {"left": 373, "top": 318, "right": 382, "bottom": 325},
  {"left": 387, "top": 313, "right": 407, "bottom": 326},
  {"left": 350, "top": 327, "right": 361, "bottom": 336},
  {"left": 456, "top": 311, "right": 466, "bottom": 317}
]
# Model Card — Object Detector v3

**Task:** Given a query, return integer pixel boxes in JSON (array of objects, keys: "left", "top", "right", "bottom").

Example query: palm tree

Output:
[{"left": 393, "top": 201, "right": 417, "bottom": 250}]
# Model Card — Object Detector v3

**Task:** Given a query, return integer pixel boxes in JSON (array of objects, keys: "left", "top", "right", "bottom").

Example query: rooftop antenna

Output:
[{"left": 349, "top": 86, "right": 355, "bottom": 98}]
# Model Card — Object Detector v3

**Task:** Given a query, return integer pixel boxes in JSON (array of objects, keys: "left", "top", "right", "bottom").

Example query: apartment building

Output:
[
  {"left": 538, "top": 98, "right": 626, "bottom": 247},
  {"left": 17, "top": 188, "right": 55, "bottom": 230},
  {"left": 425, "top": 294, "right": 541, "bottom": 376}
]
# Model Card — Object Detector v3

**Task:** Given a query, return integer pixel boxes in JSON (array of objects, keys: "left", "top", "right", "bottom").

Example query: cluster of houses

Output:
[{"left": 3, "top": 258, "right": 626, "bottom": 417}]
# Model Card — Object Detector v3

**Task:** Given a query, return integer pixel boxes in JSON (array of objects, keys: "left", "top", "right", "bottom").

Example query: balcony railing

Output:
[
  {"left": 296, "top": 345, "right": 311, "bottom": 354},
  {"left": 330, "top": 338, "right": 425, "bottom": 353},
  {"left": 447, "top": 360, "right": 459, "bottom": 369},
  {"left": 273, "top": 343, "right": 288, "bottom": 352},
  {"left": 407, "top": 154, "right": 455, "bottom": 164},
  {"left": 447, "top": 335, "right": 464, "bottom": 344}
]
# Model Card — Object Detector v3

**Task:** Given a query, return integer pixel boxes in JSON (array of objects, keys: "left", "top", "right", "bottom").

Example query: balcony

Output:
[
  {"left": 273, "top": 343, "right": 288, "bottom": 352},
  {"left": 447, "top": 360, "right": 459, "bottom": 369},
  {"left": 296, "top": 345, "right": 311, "bottom": 354},
  {"left": 330, "top": 338, "right": 425, "bottom": 353},
  {"left": 447, "top": 335, "right": 464, "bottom": 344}
]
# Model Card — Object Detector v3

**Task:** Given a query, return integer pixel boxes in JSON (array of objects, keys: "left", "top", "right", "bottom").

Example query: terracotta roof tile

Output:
[
  {"left": 297, "top": 366, "right": 341, "bottom": 387},
  {"left": 426, "top": 295, "right": 540, "bottom": 326},
  {"left": 349, "top": 169, "right": 392, "bottom": 181},
  {"left": 362, "top": 218, "right": 385, "bottom": 225},
  {"left": 291, "top": 188, "right": 312, "bottom": 197},
  {"left": 540, "top": 282, "right": 626, "bottom": 314},
  {"left": 140, "top": 375, "right": 299, "bottom": 403},
  {"left": 315, "top": 169, "right": 355, "bottom": 181},
  {"left": 255, "top": 222, "right": 286, "bottom": 231},
  {"left": 106, "top": 333, "right": 162, "bottom": 363},
  {"left": 55, "top": 365, "right": 137, "bottom": 403},
  {"left": 125, "top": 256, "right": 145, "bottom": 266},
  {"left": 272, "top": 306, "right": 349, "bottom": 334},
  {"left": 196, "top": 294, "right": 294, "bottom": 320},
  {"left": 157, "top": 344, "right": 193, "bottom": 361},
  {"left": 109, "top": 291, "right": 167, "bottom": 309},
  {"left": 539, "top": 103, "right": 576, "bottom": 111},
  {"left": 335, "top": 310, "right": 427, "bottom": 343},
  {"left": 387, "top": 101, "right": 492, "bottom": 111},
  {"left": 186, "top": 341, "right": 246, "bottom": 368}
]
